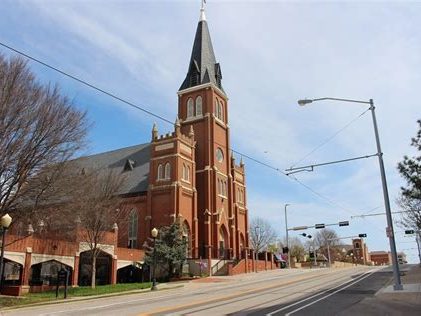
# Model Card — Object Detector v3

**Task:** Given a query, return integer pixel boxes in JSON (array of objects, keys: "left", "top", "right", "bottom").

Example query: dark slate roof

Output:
[
  {"left": 74, "top": 143, "right": 151, "bottom": 195},
  {"left": 179, "top": 20, "right": 224, "bottom": 93}
]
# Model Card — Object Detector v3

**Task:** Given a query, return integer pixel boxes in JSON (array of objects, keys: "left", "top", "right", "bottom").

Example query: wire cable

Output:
[
  {"left": 289, "top": 107, "right": 370, "bottom": 168},
  {"left": 0, "top": 42, "right": 173, "bottom": 125},
  {"left": 0, "top": 41, "right": 386, "bottom": 228}
]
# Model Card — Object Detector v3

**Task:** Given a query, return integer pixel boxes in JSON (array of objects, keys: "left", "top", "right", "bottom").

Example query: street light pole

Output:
[
  {"left": 254, "top": 226, "right": 260, "bottom": 273},
  {"left": 284, "top": 204, "right": 291, "bottom": 269},
  {"left": 313, "top": 239, "right": 317, "bottom": 266},
  {"left": 297, "top": 97, "right": 403, "bottom": 290},
  {"left": 327, "top": 243, "right": 331, "bottom": 267},
  {"left": 0, "top": 214, "right": 12, "bottom": 291},
  {"left": 151, "top": 227, "right": 158, "bottom": 291},
  {"left": 369, "top": 99, "right": 402, "bottom": 290}
]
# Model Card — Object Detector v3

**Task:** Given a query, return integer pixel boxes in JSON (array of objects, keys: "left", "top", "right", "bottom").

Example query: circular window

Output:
[{"left": 216, "top": 148, "right": 224, "bottom": 162}]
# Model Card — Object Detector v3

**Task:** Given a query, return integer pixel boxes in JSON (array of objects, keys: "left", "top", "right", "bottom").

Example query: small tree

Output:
[
  {"left": 397, "top": 119, "right": 421, "bottom": 232},
  {"left": 249, "top": 217, "right": 277, "bottom": 254},
  {"left": 144, "top": 221, "right": 187, "bottom": 280},
  {"left": 0, "top": 55, "right": 87, "bottom": 220},
  {"left": 289, "top": 237, "right": 306, "bottom": 262}
]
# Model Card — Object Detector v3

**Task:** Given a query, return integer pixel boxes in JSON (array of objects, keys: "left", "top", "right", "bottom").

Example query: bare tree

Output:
[
  {"left": 397, "top": 119, "right": 421, "bottom": 232},
  {"left": 313, "top": 228, "right": 339, "bottom": 259},
  {"left": 0, "top": 55, "right": 87, "bottom": 220},
  {"left": 249, "top": 217, "right": 277, "bottom": 254},
  {"left": 398, "top": 196, "right": 421, "bottom": 232},
  {"left": 70, "top": 169, "right": 126, "bottom": 288}
]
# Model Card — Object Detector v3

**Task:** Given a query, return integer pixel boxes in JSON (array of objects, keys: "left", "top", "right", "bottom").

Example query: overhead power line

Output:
[
  {"left": 0, "top": 41, "right": 383, "bottom": 223},
  {"left": 289, "top": 107, "right": 371, "bottom": 168},
  {"left": 0, "top": 42, "right": 173, "bottom": 125}
]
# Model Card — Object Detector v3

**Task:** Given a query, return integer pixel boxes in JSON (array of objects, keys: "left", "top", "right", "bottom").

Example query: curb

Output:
[{"left": 0, "top": 284, "right": 184, "bottom": 312}]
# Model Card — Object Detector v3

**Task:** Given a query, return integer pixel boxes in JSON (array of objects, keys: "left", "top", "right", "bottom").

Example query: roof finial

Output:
[{"left": 200, "top": 0, "right": 206, "bottom": 22}]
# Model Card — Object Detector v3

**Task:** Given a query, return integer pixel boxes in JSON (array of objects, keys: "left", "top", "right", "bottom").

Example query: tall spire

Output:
[{"left": 179, "top": 1, "right": 224, "bottom": 93}]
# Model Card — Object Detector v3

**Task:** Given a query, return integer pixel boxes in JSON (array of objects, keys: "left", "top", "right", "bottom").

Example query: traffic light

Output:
[
  {"left": 309, "top": 251, "right": 314, "bottom": 258},
  {"left": 358, "top": 233, "right": 367, "bottom": 238},
  {"left": 315, "top": 224, "right": 325, "bottom": 229},
  {"left": 301, "top": 233, "right": 307, "bottom": 237},
  {"left": 282, "top": 247, "right": 289, "bottom": 254},
  {"left": 405, "top": 230, "right": 415, "bottom": 235},
  {"left": 339, "top": 221, "right": 349, "bottom": 227}
]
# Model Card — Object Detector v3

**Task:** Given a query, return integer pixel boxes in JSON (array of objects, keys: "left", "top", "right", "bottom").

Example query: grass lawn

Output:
[{"left": 0, "top": 282, "right": 152, "bottom": 308}]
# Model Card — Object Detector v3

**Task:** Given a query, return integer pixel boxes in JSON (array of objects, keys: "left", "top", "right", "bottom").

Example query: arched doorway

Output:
[
  {"left": 117, "top": 264, "right": 142, "bottom": 283},
  {"left": 1, "top": 259, "right": 23, "bottom": 286},
  {"left": 30, "top": 260, "right": 72, "bottom": 286},
  {"left": 78, "top": 250, "right": 112, "bottom": 286},
  {"left": 219, "top": 225, "right": 229, "bottom": 259},
  {"left": 239, "top": 233, "right": 245, "bottom": 259},
  {"left": 182, "top": 221, "right": 191, "bottom": 258}
]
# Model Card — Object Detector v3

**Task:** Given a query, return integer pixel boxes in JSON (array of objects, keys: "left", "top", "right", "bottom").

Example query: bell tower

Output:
[{"left": 177, "top": 3, "right": 249, "bottom": 260}]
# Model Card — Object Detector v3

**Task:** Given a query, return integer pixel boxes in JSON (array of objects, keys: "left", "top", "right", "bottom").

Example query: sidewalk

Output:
[
  {"left": 341, "top": 264, "right": 421, "bottom": 315},
  {"left": 0, "top": 282, "right": 184, "bottom": 311}
]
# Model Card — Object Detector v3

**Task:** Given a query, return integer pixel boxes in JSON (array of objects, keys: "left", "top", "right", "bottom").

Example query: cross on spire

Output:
[{"left": 200, "top": 0, "right": 206, "bottom": 21}]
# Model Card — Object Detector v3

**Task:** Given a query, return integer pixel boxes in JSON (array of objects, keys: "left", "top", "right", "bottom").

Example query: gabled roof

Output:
[
  {"left": 179, "top": 17, "right": 224, "bottom": 93},
  {"left": 74, "top": 143, "right": 151, "bottom": 195}
]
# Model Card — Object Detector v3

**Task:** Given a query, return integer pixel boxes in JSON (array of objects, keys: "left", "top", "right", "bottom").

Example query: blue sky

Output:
[{"left": 1, "top": 0, "right": 420, "bottom": 263}]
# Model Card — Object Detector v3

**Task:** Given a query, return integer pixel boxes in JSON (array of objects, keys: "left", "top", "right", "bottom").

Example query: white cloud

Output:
[{"left": 3, "top": 0, "right": 419, "bottom": 261}]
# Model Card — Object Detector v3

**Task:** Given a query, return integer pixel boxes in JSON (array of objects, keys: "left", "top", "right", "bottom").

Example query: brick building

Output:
[
  {"left": 351, "top": 238, "right": 369, "bottom": 265},
  {"left": 369, "top": 251, "right": 392, "bottom": 266},
  {"left": 1, "top": 6, "right": 253, "bottom": 294}
]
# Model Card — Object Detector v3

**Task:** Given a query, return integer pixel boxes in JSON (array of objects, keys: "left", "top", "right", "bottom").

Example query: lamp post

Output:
[
  {"left": 284, "top": 204, "right": 291, "bottom": 269},
  {"left": 0, "top": 213, "right": 12, "bottom": 290},
  {"left": 151, "top": 227, "right": 158, "bottom": 291},
  {"left": 297, "top": 97, "right": 403, "bottom": 290},
  {"left": 254, "top": 226, "right": 261, "bottom": 273}
]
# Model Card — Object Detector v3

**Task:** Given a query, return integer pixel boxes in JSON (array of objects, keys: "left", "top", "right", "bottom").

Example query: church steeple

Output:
[{"left": 179, "top": 3, "right": 224, "bottom": 92}]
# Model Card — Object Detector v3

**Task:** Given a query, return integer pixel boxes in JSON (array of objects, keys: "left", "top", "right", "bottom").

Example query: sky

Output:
[{"left": 1, "top": 0, "right": 420, "bottom": 263}]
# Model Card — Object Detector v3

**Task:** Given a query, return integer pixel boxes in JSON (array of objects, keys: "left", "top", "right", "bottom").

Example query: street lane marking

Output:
[
  {"left": 266, "top": 268, "right": 379, "bottom": 316},
  {"left": 138, "top": 268, "right": 366, "bottom": 316}
]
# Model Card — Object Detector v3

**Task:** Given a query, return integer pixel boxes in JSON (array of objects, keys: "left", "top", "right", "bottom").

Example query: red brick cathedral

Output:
[
  {"left": 146, "top": 6, "right": 249, "bottom": 260},
  {"left": 0, "top": 6, "right": 250, "bottom": 294},
  {"left": 79, "top": 5, "right": 249, "bottom": 261}
]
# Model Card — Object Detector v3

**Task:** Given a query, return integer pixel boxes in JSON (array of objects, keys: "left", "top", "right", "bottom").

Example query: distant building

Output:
[
  {"left": 397, "top": 252, "right": 407, "bottom": 264},
  {"left": 369, "top": 251, "right": 392, "bottom": 265},
  {"left": 352, "top": 238, "right": 369, "bottom": 264}
]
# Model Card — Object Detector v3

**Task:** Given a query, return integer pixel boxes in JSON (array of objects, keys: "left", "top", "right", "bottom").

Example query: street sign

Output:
[
  {"left": 358, "top": 233, "right": 367, "bottom": 238},
  {"left": 385, "top": 226, "right": 392, "bottom": 238},
  {"left": 405, "top": 230, "right": 415, "bottom": 235},
  {"left": 282, "top": 247, "right": 289, "bottom": 254},
  {"left": 339, "top": 221, "right": 349, "bottom": 227},
  {"left": 292, "top": 226, "right": 308, "bottom": 231},
  {"left": 315, "top": 224, "right": 325, "bottom": 229}
]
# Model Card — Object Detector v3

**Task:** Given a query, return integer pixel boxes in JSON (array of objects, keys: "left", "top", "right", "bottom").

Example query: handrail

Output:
[{"left": 211, "top": 259, "right": 226, "bottom": 275}]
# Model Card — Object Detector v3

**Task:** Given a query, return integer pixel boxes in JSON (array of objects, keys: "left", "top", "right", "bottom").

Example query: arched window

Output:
[
  {"left": 218, "top": 101, "right": 224, "bottom": 121},
  {"left": 128, "top": 209, "right": 138, "bottom": 249},
  {"left": 165, "top": 162, "right": 171, "bottom": 179},
  {"left": 215, "top": 99, "right": 219, "bottom": 118},
  {"left": 182, "top": 222, "right": 191, "bottom": 257},
  {"left": 187, "top": 98, "right": 194, "bottom": 118},
  {"left": 182, "top": 163, "right": 190, "bottom": 182},
  {"left": 157, "top": 164, "right": 164, "bottom": 180},
  {"left": 195, "top": 96, "right": 202, "bottom": 116}
]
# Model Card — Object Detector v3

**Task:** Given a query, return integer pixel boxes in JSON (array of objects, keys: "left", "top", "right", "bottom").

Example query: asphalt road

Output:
[{"left": 2, "top": 266, "right": 399, "bottom": 316}]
